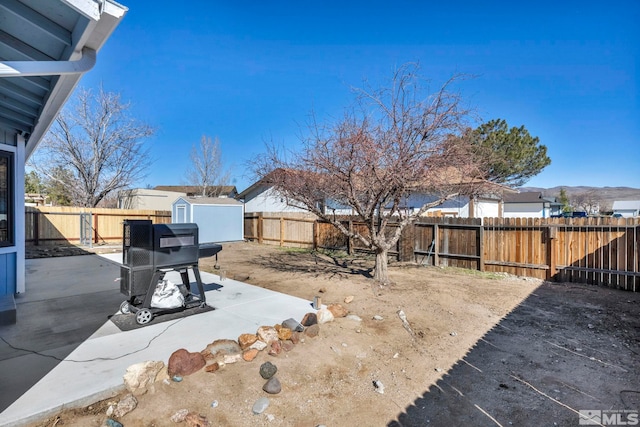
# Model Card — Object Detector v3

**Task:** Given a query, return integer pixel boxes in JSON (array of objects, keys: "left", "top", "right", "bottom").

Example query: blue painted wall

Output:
[
  {"left": 192, "top": 204, "right": 243, "bottom": 243},
  {"left": 0, "top": 252, "right": 16, "bottom": 295}
]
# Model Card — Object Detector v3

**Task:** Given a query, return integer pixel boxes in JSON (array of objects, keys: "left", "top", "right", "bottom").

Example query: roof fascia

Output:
[{"left": 24, "top": 0, "right": 127, "bottom": 158}]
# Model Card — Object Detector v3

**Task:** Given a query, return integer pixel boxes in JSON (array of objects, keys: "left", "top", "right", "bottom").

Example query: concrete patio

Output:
[{"left": 0, "top": 251, "right": 313, "bottom": 426}]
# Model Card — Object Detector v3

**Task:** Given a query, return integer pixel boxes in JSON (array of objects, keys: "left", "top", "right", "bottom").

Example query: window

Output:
[{"left": 0, "top": 152, "right": 12, "bottom": 246}]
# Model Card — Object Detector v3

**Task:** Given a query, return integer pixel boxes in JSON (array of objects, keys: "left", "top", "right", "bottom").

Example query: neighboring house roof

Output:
[
  {"left": 237, "top": 180, "right": 270, "bottom": 200},
  {"left": 0, "top": 0, "right": 128, "bottom": 157},
  {"left": 155, "top": 185, "right": 237, "bottom": 197},
  {"left": 121, "top": 188, "right": 183, "bottom": 196},
  {"left": 174, "top": 196, "right": 243, "bottom": 206},
  {"left": 238, "top": 168, "right": 515, "bottom": 201},
  {"left": 504, "top": 192, "right": 547, "bottom": 203},
  {"left": 612, "top": 200, "right": 640, "bottom": 211}
]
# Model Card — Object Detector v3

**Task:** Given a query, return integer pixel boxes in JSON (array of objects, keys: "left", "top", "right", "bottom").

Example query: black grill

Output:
[{"left": 119, "top": 220, "right": 222, "bottom": 325}]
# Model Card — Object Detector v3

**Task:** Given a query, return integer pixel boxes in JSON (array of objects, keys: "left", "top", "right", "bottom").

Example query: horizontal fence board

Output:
[{"left": 25, "top": 206, "right": 171, "bottom": 246}]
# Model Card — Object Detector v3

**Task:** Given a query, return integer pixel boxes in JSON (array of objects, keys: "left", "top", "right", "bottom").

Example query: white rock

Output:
[
  {"left": 252, "top": 397, "right": 270, "bottom": 414},
  {"left": 316, "top": 308, "right": 335, "bottom": 324},
  {"left": 123, "top": 361, "right": 165, "bottom": 396},
  {"left": 257, "top": 326, "right": 279, "bottom": 344},
  {"left": 373, "top": 315, "right": 384, "bottom": 321},
  {"left": 170, "top": 409, "right": 189, "bottom": 423},
  {"left": 249, "top": 340, "right": 268, "bottom": 351},
  {"left": 114, "top": 393, "right": 138, "bottom": 418},
  {"left": 346, "top": 314, "right": 362, "bottom": 322},
  {"left": 223, "top": 353, "right": 243, "bottom": 364},
  {"left": 373, "top": 380, "right": 385, "bottom": 394}
]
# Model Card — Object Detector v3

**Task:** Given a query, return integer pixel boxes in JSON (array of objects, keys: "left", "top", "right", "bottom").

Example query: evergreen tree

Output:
[
  {"left": 558, "top": 188, "right": 572, "bottom": 213},
  {"left": 468, "top": 119, "right": 551, "bottom": 187}
]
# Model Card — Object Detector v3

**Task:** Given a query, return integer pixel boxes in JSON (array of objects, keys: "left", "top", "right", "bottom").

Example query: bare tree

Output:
[
  {"left": 185, "top": 135, "right": 230, "bottom": 197},
  {"left": 254, "top": 64, "right": 494, "bottom": 284},
  {"left": 29, "top": 86, "right": 154, "bottom": 207},
  {"left": 572, "top": 191, "right": 601, "bottom": 215}
]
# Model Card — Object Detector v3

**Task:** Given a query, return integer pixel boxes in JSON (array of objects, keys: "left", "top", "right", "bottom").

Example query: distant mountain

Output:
[{"left": 518, "top": 186, "right": 640, "bottom": 212}]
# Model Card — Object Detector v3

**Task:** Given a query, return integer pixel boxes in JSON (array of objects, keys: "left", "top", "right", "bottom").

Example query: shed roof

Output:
[
  {"left": 0, "top": 0, "right": 127, "bottom": 157},
  {"left": 175, "top": 196, "right": 243, "bottom": 206},
  {"left": 504, "top": 192, "right": 545, "bottom": 203}
]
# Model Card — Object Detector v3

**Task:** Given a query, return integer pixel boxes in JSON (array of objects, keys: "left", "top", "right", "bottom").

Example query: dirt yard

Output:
[{"left": 31, "top": 242, "right": 640, "bottom": 427}]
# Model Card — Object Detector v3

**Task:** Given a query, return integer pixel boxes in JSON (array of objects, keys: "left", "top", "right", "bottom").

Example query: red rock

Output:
[
  {"left": 268, "top": 341, "right": 282, "bottom": 356},
  {"left": 281, "top": 340, "right": 294, "bottom": 352},
  {"left": 168, "top": 349, "right": 206, "bottom": 377},
  {"left": 243, "top": 348, "right": 259, "bottom": 362},
  {"left": 204, "top": 362, "right": 220, "bottom": 373},
  {"left": 305, "top": 324, "right": 320, "bottom": 338},
  {"left": 290, "top": 331, "right": 303, "bottom": 344}
]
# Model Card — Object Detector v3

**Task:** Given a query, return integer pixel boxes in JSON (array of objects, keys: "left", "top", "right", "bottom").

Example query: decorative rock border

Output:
[{"left": 115, "top": 302, "right": 351, "bottom": 425}]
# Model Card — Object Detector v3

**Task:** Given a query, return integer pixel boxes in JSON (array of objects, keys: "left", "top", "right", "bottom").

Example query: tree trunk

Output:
[{"left": 373, "top": 248, "right": 389, "bottom": 284}]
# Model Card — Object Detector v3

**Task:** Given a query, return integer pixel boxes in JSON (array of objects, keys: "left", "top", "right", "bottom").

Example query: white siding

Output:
[
  {"left": 474, "top": 199, "right": 500, "bottom": 218},
  {"left": 119, "top": 189, "right": 184, "bottom": 210},
  {"left": 243, "top": 187, "right": 308, "bottom": 213},
  {"left": 407, "top": 194, "right": 471, "bottom": 217},
  {"left": 612, "top": 201, "right": 640, "bottom": 217},
  {"left": 504, "top": 202, "right": 544, "bottom": 218},
  {"left": 613, "top": 209, "right": 639, "bottom": 218}
]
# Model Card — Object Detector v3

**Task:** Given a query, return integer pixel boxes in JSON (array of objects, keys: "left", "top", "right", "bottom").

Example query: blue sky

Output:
[{"left": 78, "top": 0, "right": 640, "bottom": 192}]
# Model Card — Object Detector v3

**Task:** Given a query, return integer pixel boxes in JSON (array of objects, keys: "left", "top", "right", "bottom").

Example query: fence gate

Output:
[{"left": 79, "top": 212, "right": 92, "bottom": 247}]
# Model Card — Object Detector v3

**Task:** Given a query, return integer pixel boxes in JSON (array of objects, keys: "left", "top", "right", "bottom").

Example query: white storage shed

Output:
[{"left": 172, "top": 197, "right": 244, "bottom": 243}]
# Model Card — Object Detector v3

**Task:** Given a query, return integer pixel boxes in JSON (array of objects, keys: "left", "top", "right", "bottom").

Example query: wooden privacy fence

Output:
[
  {"left": 25, "top": 206, "right": 171, "bottom": 246},
  {"left": 245, "top": 213, "right": 640, "bottom": 291},
  {"left": 244, "top": 212, "right": 402, "bottom": 256}
]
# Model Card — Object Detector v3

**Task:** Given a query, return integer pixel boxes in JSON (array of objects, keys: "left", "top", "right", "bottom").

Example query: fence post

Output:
[
  {"left": 546, "top": 225, "right": 557, "bottom": 281},
  {"left": 478, "top": 221, "right": 484, "bottom": 271},
  {"left": 433, "top": 223, "right": 440, "bottom": 267},
  {"left": 347, "top": 221, "right": 353, "bottom": 255},
  {"left": 258, "top": 213, "right": 263, "bottom": 244},
  {"left": 34, "top": 211, "right": 40, "bottom": 246},
  {"left": 279, "top": 217, "right": 285, "bottom": 247},
  {"left": 441, "top": 219, "right": 449, "bottom": 267},
  {"left": 93, "top": 213, "right": 99, "bottom": 244},
  {"left": 312, "top": 220, "right": 318, "bottom": 250}
]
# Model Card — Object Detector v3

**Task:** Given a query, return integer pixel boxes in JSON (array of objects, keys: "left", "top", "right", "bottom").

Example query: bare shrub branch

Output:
[
  {"left": 253, "top": 64, "right": 496, "bottom": 284},
  {"left": 30, "top": 86, "right": 154, "bottom": 207}
]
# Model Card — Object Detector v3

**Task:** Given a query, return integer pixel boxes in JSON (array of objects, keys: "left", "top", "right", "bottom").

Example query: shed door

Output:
[{"left": 175, "top": 204, "right": 187, "bottom": 223}]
